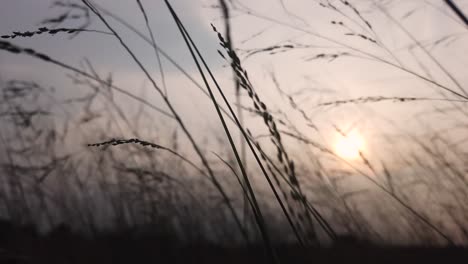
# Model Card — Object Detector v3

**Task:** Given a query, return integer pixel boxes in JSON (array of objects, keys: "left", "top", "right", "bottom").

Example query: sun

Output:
[{"left": 334, "top": 130, "right": 365, "bottom": 160}]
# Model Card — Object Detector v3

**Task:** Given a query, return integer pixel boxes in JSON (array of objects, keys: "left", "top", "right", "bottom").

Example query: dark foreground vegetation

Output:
[
  {"left": 1, "top": 219, "right": 467, "bottom": 264},
  {"left": 1, "top": 0, "right": 468, "bottom": 263}
]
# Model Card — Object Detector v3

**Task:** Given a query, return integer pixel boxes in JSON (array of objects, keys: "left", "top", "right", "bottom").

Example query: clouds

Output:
[
  {"left": 0, "top": 0, "right": 227, "bottom": 124},
  {"left": 1, "top": 0, "right": 223, "bottom": 71},
  {"left": 2, "top": 0, "right": 467, "bottom": 138}
]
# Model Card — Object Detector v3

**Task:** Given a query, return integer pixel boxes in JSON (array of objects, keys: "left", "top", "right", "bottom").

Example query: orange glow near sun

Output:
[{"left": 334, "top": 130, "right": 365, "bottom": 160}]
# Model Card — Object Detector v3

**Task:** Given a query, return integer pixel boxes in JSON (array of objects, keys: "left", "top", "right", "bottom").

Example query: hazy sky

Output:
[{"left": 1, "top": 0, "right": 467, "bottom": 162}]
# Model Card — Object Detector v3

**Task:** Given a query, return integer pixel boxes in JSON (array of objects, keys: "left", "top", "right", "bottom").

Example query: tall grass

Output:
[{"left": 1, "top": 0, "right": 467, "bottom": 259}]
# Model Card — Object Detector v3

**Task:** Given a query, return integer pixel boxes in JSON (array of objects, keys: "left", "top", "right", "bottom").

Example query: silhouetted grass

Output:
[{"left": 1, "top": 0, "right": 468, "bottom": 263}]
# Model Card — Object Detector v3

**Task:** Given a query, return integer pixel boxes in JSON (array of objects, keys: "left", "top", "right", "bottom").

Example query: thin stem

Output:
[
  {"left": 136, "top": 0, "right": 168, "bottom": 96},
  {"left": 233, "top": 6, "right": 468, "bottom": 101},
  {"left": 82, "top": 0, "right": 248, "bottom": 242}
]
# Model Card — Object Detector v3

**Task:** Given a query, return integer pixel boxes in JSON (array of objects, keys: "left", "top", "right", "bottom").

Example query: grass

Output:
[{"left": 1, "top": 0, "right": 468, "bottom": 262}]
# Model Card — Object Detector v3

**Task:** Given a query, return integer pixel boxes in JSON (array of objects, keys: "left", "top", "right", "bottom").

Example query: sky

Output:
[
  {"left": 1, "top": 0, "right": 468, "bottom": 165},
  {"left": 1, "top": 0, "right": 468, "bottom": 243}
]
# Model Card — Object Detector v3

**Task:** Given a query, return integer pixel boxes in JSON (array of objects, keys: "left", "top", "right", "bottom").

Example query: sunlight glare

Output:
[{"left": 334, "top": 131, "right": 365, "bottom": 160}]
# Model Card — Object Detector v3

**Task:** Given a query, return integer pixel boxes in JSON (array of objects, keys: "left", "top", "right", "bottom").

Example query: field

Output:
[{"left": 1, "top": 0, "right": 468, "bottom": 263}]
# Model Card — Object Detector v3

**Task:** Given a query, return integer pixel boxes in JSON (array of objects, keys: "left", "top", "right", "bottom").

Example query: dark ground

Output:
[{"left": 1, "top": 220, "right": 467, "bottom": 264}]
